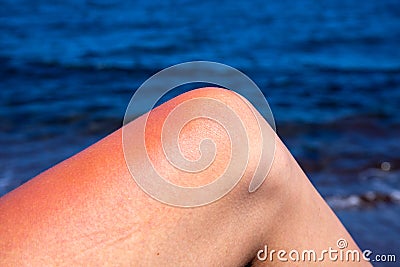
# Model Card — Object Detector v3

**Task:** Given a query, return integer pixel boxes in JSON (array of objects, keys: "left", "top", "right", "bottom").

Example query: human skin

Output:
[{"left": 0, "top": 88, "right": 370, "bottom": 266}]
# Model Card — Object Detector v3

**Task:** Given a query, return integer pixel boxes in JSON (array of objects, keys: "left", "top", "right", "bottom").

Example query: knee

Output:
[{"left": 143, "top": 87, "right": 281, "bottom": 193}]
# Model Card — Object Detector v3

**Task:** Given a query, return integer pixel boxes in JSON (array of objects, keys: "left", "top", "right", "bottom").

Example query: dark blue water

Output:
[{"left": 1, "top": 0, "right": 399, "bottom": 264}]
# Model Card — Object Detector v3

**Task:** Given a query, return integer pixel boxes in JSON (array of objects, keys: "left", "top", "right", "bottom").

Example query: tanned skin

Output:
[{"left": 0, "top": 88, "right": 370, "bottom": 266}]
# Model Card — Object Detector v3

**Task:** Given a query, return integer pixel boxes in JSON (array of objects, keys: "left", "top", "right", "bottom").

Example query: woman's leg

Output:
[{"left": 0, "top": 88, "right": 370, "bottom": 266}]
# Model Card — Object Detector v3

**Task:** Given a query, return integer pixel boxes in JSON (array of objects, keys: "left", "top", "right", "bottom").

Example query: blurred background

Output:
[{"left": 0, "top": 0, "right": 399, "bottom": 264}]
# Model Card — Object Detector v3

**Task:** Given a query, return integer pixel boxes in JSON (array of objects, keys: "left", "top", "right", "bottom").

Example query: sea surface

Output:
[{"left": 0, "top": 0, "right": 399, "bottom": 264}]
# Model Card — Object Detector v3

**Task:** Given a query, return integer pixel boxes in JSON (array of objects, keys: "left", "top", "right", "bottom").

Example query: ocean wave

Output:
[
  {"left": 0, "top": 58, "right": 157, "bottom": 75},
  {"left": 327, "top": 191, "right": 400, "bottom": 210},
  {"left": 304, "top": 62, "right": 400, "bottom": 74}
]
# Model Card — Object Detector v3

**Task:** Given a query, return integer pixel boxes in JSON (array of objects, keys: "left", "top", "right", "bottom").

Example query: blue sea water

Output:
[{"left": 0, "top": 0, "right": 399, "bottom": 264}]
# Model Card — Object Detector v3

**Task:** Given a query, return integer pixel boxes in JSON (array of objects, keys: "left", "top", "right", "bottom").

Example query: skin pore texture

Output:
[{"left": 0, "top": 88, "right": 370, "bottom": 266}]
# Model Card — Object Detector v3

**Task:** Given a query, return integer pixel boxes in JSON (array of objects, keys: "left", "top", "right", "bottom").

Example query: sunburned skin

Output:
[
  {"left": 123, "top": 88, "right": 275, "bottom": 206},
  {"left": 0, "top": 88, "right": 371, "bottom": 266}
]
